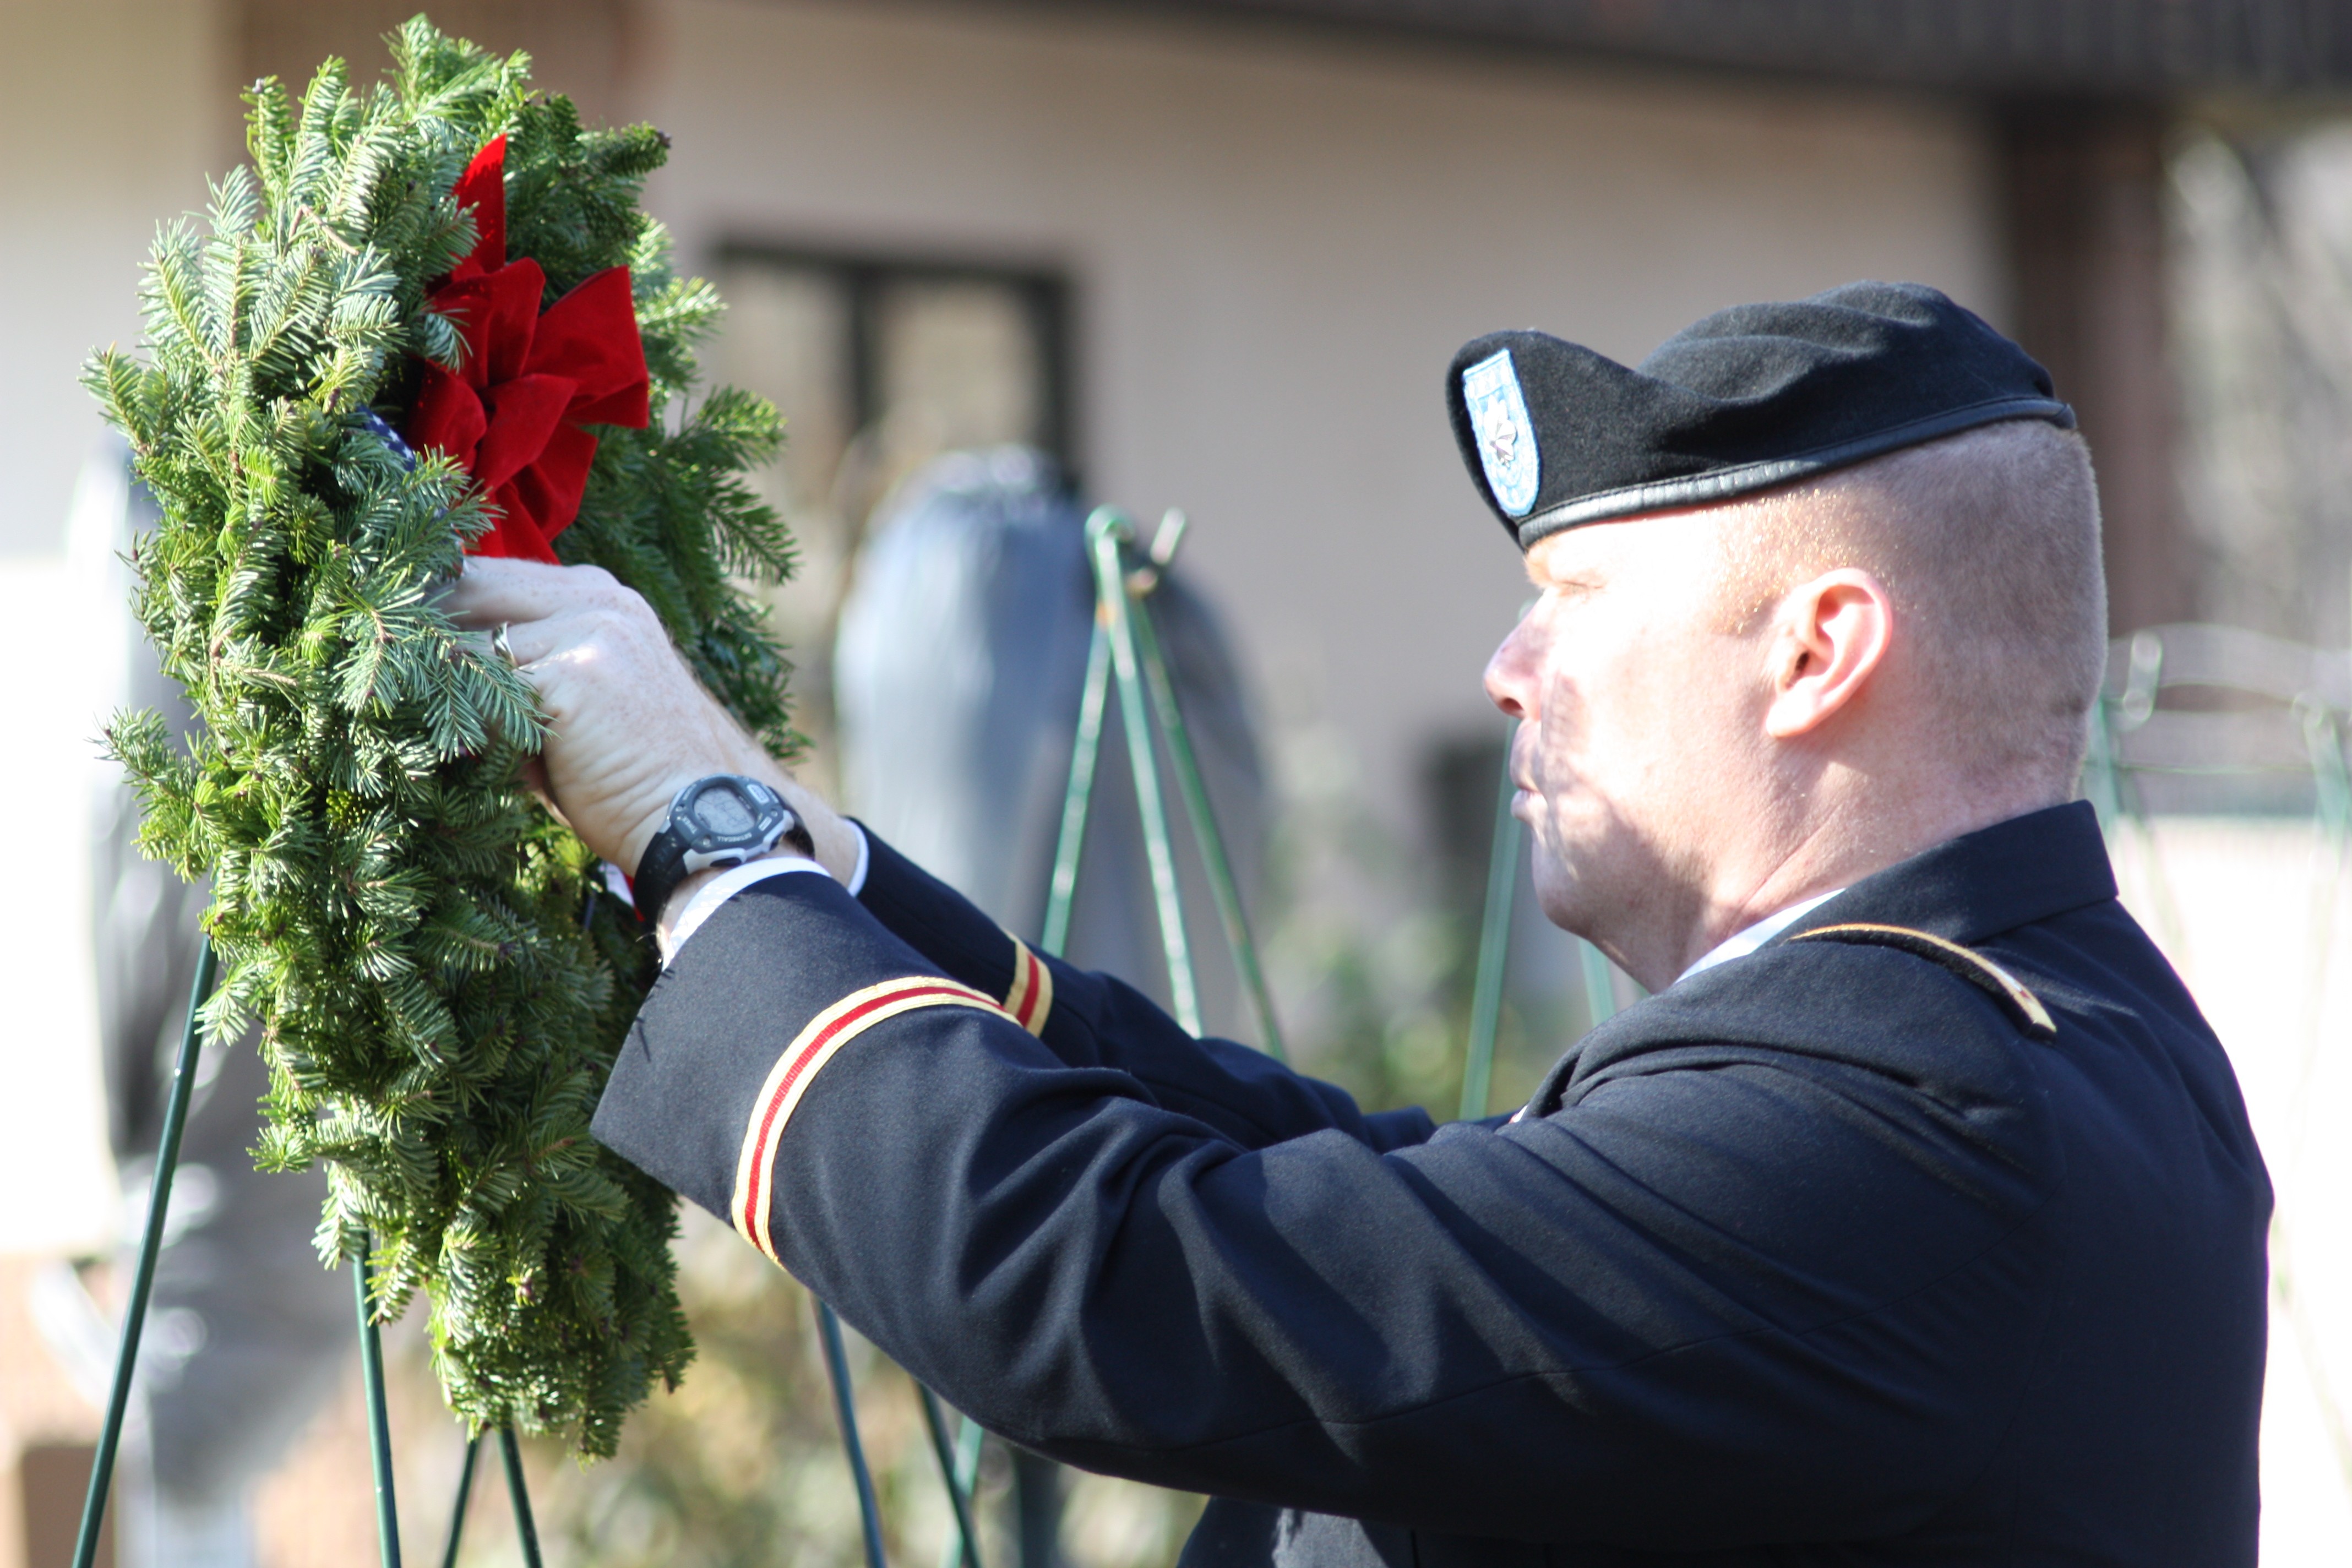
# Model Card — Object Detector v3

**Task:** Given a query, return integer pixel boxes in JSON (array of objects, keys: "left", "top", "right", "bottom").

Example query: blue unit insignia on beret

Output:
[
  {"left": 1446, "top": 284, "right": 2076, "bottom": 549},
  {"left": 1462, "top": 349, "right": 1540, "bottom": 518}
]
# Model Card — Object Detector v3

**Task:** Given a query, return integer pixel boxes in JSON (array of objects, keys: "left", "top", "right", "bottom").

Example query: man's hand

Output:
[{"left": 443, "top": 558, "right": 860, "bottom": 883}]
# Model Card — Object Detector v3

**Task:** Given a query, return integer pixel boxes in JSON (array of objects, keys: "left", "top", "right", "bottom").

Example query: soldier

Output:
[{"left": 449, "top": 282, "right": 2271, "bottom": 1566}]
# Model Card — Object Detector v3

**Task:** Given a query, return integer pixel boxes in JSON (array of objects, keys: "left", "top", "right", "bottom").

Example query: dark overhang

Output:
[{"left": 1129, "top": 1, "right": 2352, "bottom": 96}]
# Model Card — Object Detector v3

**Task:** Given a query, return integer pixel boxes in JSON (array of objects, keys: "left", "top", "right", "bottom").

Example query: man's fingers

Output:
[
  {"left": 465, "top": 597, "right": 675, "bottom": 681},
  {"left": 492, "top": 616, "right": 569, "bottom": 671},
  {"left": 442, "top": 556, "right": 620, "bottom": 629},
  {"left": 519, "top": 754, "right": 557, "bottom": 812},
  {"left": 438, "top": 557, "right": 555, "bottom": 627},
  {"left": 438, "top": 556, "right": 782, "bottom": 870}
]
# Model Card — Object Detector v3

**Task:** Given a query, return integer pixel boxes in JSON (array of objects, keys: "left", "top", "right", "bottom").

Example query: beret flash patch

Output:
[{"left": 1462, "top": 348, "right": 1540, "bottom": 518}]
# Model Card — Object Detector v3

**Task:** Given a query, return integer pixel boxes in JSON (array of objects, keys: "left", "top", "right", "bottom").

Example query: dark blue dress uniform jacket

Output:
[{"left": 591, "top": 801, "right": 2272, "bottom": 1566}]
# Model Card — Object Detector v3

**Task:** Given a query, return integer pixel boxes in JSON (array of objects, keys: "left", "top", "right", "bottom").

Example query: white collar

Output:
[{"left": 1676, "top": 888, "right": 1846, "bottom": 983}]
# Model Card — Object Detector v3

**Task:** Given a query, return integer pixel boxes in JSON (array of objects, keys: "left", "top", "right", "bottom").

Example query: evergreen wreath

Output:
[{"left": 86, "top": 16, "right": 794, "bottom": 1457}]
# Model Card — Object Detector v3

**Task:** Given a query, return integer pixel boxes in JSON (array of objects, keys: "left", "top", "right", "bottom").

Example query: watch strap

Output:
[
  {"left": 634, "top": 823, "right": 696, "bottom": 929},
  {"left": 632, "top": 776, "right": 809, "bottom": 927}
]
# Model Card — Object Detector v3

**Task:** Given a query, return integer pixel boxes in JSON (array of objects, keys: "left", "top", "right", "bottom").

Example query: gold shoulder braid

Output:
[{"left": 1788, "top": 923, "right": 2058, "bottom": 1041}]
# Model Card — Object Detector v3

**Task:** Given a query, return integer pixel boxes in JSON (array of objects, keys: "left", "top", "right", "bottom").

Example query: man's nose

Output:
[{"left": 1484, "top": 626, "right": 1538, "bottom": 721}]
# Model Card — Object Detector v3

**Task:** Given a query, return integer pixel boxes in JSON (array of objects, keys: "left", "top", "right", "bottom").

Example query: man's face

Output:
[{"left": 1482, "top": 513, "right": 1772, "bottom": 966}]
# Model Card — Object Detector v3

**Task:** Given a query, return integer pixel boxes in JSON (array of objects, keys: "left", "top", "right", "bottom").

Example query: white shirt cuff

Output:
[
  {"left": 845, "top": 820, "right": 871, "bottom": 897},
  {"left": 661, "top": 821, "right": 872, "bottom": 963}
]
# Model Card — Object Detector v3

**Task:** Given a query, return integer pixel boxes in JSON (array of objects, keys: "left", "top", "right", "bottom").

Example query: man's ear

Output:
[{"left": 1762, "top": 569, "right": 1894, "bottom": 739}]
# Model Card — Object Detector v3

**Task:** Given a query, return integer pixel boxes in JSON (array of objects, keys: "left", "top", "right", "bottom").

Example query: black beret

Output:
[{"left": 1446, "top": 281, "right": 2074, "bottom": 551}]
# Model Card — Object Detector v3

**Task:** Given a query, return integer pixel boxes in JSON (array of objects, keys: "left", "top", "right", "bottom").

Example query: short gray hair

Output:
[{"left": 1714, "top": 419, "right": 2108, "bottom": 790}]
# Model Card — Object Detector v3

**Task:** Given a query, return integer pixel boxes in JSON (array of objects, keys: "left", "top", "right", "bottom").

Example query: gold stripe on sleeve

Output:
[
  {"left": 729, "top": 975, "right": 1013, "bottom": 1265},
  {"left": 999, "top": 932, "right": 1055, "bottom": 1038}
]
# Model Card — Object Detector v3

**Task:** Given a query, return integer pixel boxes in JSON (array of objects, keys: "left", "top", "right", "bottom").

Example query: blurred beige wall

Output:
[
  {"left": 644, "top": 0, "right": 2008, "bottom": 830},
  {"left": 0, "top": 6, "right": 229, "bottom": 1263},
  {"left": 0, "top": 0, "right": 227, "bottom": 563}
]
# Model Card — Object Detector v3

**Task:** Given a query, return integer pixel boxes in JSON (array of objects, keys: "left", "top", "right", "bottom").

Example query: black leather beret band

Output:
[
  {"left": 1511, "top": 391, "right": 2073, "bottom": 545},
  {"left": 1447, "top": 281, "right": 2076, "bottom": 551}
]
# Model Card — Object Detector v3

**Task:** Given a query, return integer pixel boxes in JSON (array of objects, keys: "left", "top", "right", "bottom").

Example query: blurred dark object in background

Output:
[{"left": 838, "top": 447, "right": 1266, "bottom": 1031}]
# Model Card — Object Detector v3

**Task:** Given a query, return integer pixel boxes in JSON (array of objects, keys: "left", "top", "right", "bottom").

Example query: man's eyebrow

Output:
[{"left": 1526, "top": 560, "right": 1606, "bottom": 594}]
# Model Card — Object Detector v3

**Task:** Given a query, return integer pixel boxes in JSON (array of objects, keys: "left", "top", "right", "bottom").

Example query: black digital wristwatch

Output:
[{"left": 632, "top": 775, "right": 812, "bottom": 926}]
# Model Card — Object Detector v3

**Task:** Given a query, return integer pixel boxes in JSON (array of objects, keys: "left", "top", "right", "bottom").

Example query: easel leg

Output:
[
  {"left": 920, "top": 1385, "right": 984, "bottom": 1568},
  {"left": 72, "top": 941, "right": 217, "bottom": 1568},
  {"left": 438, "top": 1433, "right": 480, "bottom": 1568},
  {"left": 355, "top": 1238, "right": 404, "bottom": 1567},
  {"left": 497, "top": 1425, "right": 543, "bottom": 1568},
  {"left": 1460, "top": 725, "right": 1522, "bottom": 1120},
  {"left": 1129, "top": 581, "right": 1288, "bottom": 1060},
  {"left": 1087, "top": 510, "right": 1202, "bottom": 1035},
  {"left": 818, "top": 1300, "right": 890, "bottom": 1568}
]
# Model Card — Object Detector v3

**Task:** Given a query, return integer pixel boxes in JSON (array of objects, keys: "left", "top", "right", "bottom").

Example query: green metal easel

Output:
[
  {"left": 924, "top": 504, "right": 1295, "bottom": 1565},
  {"left": 2079, "top": 623, "right": 2352, "bottom": 1493}
]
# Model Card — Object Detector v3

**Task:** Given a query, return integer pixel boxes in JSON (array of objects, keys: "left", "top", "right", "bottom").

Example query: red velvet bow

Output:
[{"left": 406, "top": 137, "right": 650, "bottom": 563}]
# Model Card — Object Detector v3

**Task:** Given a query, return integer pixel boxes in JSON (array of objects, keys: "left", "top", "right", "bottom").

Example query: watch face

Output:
[
  {"left": 678, "top": 776, "right": 788, "bottom": 856},
  {"left": 696, "top": 788, "right": 757, "bottom": 837}
]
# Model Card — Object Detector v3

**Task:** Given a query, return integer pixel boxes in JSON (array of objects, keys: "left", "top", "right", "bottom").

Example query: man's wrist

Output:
[
  {"left": 620, "top": 785, "right": 692, "bottom": 884},
  {"left": 616, "top": 761, "right": 854, "bottom": 890}
]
